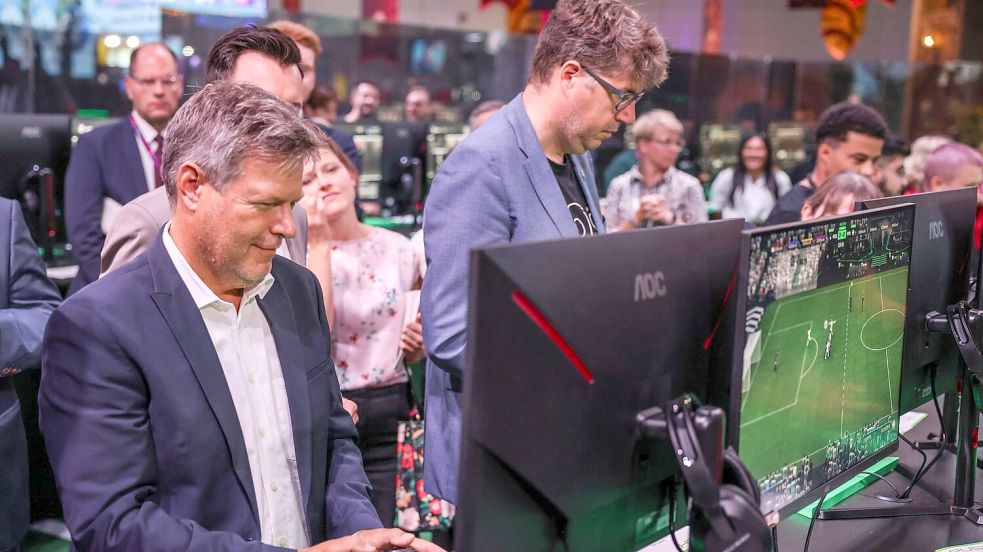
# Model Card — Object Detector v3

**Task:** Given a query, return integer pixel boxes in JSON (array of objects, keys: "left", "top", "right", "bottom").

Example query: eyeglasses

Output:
[
  {"left": 648, "top": 137, "right": 686, "bottom": 149},
  {"left": 129, "top": 75, "right": 181, "bottom": 88},
  {"left": 581, "top": 65, "right": 644, "bottom": 113}
]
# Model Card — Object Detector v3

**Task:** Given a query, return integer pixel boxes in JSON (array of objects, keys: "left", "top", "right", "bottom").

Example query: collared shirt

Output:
[
  {"left": 708, "top": 167, "right": 792, "bottom": 225},
  {"left": 162, "top": 223, "right": 309, "bottom": 549},
  {"left": 605, "top": 164, "right": 708, "bottom": 229},
  {"left": 130, "top": 111, "right": 165, "bottom": 193}
]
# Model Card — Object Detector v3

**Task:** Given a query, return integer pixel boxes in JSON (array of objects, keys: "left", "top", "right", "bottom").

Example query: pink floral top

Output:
[{"left": 330, "top": 227, "right": 421, "bottom": 391}]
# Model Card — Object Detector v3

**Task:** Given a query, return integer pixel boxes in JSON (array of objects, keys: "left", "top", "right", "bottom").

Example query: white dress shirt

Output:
[{"left": 162, "top": 223, "right": 309, "bottom": 549}]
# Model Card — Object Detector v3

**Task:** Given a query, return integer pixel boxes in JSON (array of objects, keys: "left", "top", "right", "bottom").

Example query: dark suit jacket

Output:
[
  {"left": 65, "top": 118, "right": 152, "bottom": 294},
  {"left": 0, "top": 198, "right": 60, "bottom": 549},
  {"left": 40, "top": 233, "right": 381, "bottom": 551}
]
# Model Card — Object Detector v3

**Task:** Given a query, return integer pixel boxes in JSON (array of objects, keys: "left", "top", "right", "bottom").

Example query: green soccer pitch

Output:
[{"left": 738, "top": 266, "right": 908, "bottom": 480}]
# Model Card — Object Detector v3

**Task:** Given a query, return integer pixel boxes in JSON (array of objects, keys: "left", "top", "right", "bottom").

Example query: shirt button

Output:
[
  {"left": 248, "top": 374, "right": 255, "bottom": 384},
  {"left": 271, "top": 482, "right": 278, "bottom": 492},
  {"left": 277, "top": 537, "right": 286, "bottom": 546},
  {"left": 259, "top": 427, "right": 266, "bottom": 438}
]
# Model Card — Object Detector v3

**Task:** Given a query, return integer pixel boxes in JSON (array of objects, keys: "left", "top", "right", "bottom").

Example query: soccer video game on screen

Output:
[{"left": 738, "top": 209, "right": 914, "bottom": 513}]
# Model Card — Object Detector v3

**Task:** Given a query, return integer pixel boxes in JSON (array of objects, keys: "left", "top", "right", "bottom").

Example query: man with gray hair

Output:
[
  {"left": 421, "top": 0, "right": 669, "bottom": 505},
  {"left": 40, "top": 82, "right": 442, "bottom": 552},
  {"left": 100, "top": 26, "right": 310, "bottom": 276}
]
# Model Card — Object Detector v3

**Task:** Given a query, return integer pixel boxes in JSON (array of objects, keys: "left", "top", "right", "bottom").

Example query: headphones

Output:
[{"left": 664, "top": 395, "right": 772, "bottom": 552}]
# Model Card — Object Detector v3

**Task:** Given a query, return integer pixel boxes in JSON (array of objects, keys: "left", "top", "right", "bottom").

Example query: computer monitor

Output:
[
  {"left": 379, "top": 121, "right": 428, "bottom": 214},
  {"left": 0, "top": 113, "right": 73, "bottom": 259},
  {"left": 334, "top": 123, "right": 383, "bottom": 200},
  {"left": 425, "top": 123, "right": 468, "bottom": 184},
  {"left": 455, "top": 219, "right": 746, "bottom": 551},
  {"left": 729, "top": 205, "right": 915, "bottom": 516},
  {"left": 859, "top": 188, "right": 976, "bottom": 413}
]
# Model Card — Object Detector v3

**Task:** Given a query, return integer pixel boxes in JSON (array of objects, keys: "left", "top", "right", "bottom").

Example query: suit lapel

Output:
[
  {"left": 146, "top": 237, "right": 260, "bottom": 526},
  {"left": 257, "top": 271, "right": 313, "bottom": 516},
  {"left": 507, "top": 96, "right": 578, "bottom": 238},
  {"left": 115, "top": 120, "right": 153, "bottom": 200}
]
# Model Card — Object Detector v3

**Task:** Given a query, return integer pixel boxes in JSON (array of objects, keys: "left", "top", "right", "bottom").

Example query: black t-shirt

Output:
[
  {"left": 762, "top": 181, "right": 814, "bottom": 226},
  {"left": 549, "top": 156, "right": 598, "bottom": 237}
]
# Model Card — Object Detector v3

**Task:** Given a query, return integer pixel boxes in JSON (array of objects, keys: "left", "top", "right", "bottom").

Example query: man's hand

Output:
[
  {"left": 635, "top": 194, "right": 673, "bottom": 226},
  {"left": 302, "top": 528, "right": 447, "bottom": 552},
  {"left": 400, "top": 313, "right": 427, "bottom": 365},
  {"left": 342, "top": 398, "right": 359, "bottom": 425}
]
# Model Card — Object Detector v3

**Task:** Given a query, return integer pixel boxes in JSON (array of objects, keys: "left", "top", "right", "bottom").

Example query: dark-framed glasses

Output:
[{"left": 581, "top": 65, "right": 644, "bottom": 113}]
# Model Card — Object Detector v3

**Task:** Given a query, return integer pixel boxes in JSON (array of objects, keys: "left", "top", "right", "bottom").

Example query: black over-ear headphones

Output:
[{"left": 664, "top": 396, "right": 772, "bottom": 552}]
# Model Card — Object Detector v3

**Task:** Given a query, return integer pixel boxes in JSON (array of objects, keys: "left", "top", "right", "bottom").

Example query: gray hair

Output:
[{"left": 162, "top": 81, "right": 326, "bottom": 205}]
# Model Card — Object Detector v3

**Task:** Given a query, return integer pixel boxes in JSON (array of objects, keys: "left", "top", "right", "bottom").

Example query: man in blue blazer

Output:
[
  {"left": 420, "top": 0, "right": 670, "bottom": 505},
  {"left": 40, "top": 82, "right": 441, "bottom": 552},
  {"left": 0, "top": 198, "right": 61, "bottom": 552},
  {"left": 65, "top": 43, "right": 184, "bottom": 294}
]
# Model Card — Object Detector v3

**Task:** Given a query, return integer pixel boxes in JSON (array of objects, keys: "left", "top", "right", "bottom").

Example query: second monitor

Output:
[{"left": 730, "top": 205, "right": 915, "bottom": 516}]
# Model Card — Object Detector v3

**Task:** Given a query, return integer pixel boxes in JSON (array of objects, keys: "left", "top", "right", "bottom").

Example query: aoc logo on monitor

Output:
[
  {"left": 929, "top": 219, "right": 945, "bottom": 240},
  {"left": 634, "top": 271, "right": 667, "bottom": 302}
]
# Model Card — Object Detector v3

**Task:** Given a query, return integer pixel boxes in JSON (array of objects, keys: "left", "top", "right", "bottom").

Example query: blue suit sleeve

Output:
[
  {"left": 420, "top": 144, "right": 511, "bottom": 378},
  {"left": 65, "top": 134, "right": 107, "bottom": 285},
  {"left": 38, "top": 303, "right": 288, "bottom": 552},
  {"left": 311, "top": 276, "right": 382, "bottom": 536},
  {"left": 0, "top": 202, "right": 60, "bottom": 372}
]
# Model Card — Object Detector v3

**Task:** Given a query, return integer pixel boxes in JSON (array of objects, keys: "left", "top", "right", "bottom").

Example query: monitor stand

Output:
[{"left": 817, "top": 303, "right": 983, "bottom": 523}]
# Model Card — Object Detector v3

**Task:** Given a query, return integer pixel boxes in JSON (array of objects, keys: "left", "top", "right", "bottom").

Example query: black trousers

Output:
[{"left": 345, "top": 382, "right": 410, "bottom": 528}]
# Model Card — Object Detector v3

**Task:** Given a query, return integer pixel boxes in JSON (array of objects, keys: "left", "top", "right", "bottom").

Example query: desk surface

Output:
[{"left": 775, "top": 402, "right": 983, "bottom": 551}]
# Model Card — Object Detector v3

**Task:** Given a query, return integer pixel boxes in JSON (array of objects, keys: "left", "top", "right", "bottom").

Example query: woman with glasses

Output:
[
  {"left": 605, "top": 109, "right": 708, "bottom": 230},
  {"left": 708, "top": 132, "right": 791, "bottom": 226}
]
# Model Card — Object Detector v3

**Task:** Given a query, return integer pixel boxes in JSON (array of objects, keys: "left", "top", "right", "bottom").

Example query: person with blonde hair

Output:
[
  {"left": 606, "top": 109, "right": 707, "bottom": 229},
  {"left": 800, "top": 170, "right": 882, "bottom": 221},
  {"left": 904, "top": 135, "right": 951, "bottom": 192}
]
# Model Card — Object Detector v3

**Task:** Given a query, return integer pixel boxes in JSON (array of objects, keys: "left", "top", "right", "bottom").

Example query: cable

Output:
[
  {"left": 898, "top": 373, "right": 947, "bottom": 499},
  {"left": 899, "top": 432, "right": 928, "bottom": 475},
  {"left": 668, "top": 479, "right": 686, "bottom": 552},
  {"left": 859, "top": 471, "right": 902, "bottom": 498},
  {"left": 802, "top": 487, "right": 829, "bottom": 552}
]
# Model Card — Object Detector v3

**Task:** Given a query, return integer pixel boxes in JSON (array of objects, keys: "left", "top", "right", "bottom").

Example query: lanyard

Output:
[{"left": 129, "top": 114, "right": 162, "bottom": 176}]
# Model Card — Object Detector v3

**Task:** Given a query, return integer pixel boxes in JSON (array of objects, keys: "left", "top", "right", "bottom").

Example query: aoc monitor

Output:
[
  {"left": 455, "top": 219, "right": 745, "bottom": 551},
  {"left": 859, "top": 188, "right": 976, "bottom": 412},
  {"left": 730, "top": 204, "right": 915, "bottom": 516}
]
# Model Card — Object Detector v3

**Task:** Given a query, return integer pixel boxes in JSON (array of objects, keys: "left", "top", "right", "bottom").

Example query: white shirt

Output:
[
  {"left": 708, "top": 167, "right": 792, "bottom": 225},
  {"left": 162, "top": 223, "right": 309, "bottom": 549}
]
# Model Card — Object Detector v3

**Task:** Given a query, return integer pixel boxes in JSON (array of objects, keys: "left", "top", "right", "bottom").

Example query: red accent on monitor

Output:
[
  {"left": 511, "top": 290, "right": 594, "bottom": 384},
  {"left": 704, "top": 261, "right": 739, "bottom": 350},
  {"left": 972, "top": 427, "right": 979, "bottom": 449}
]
